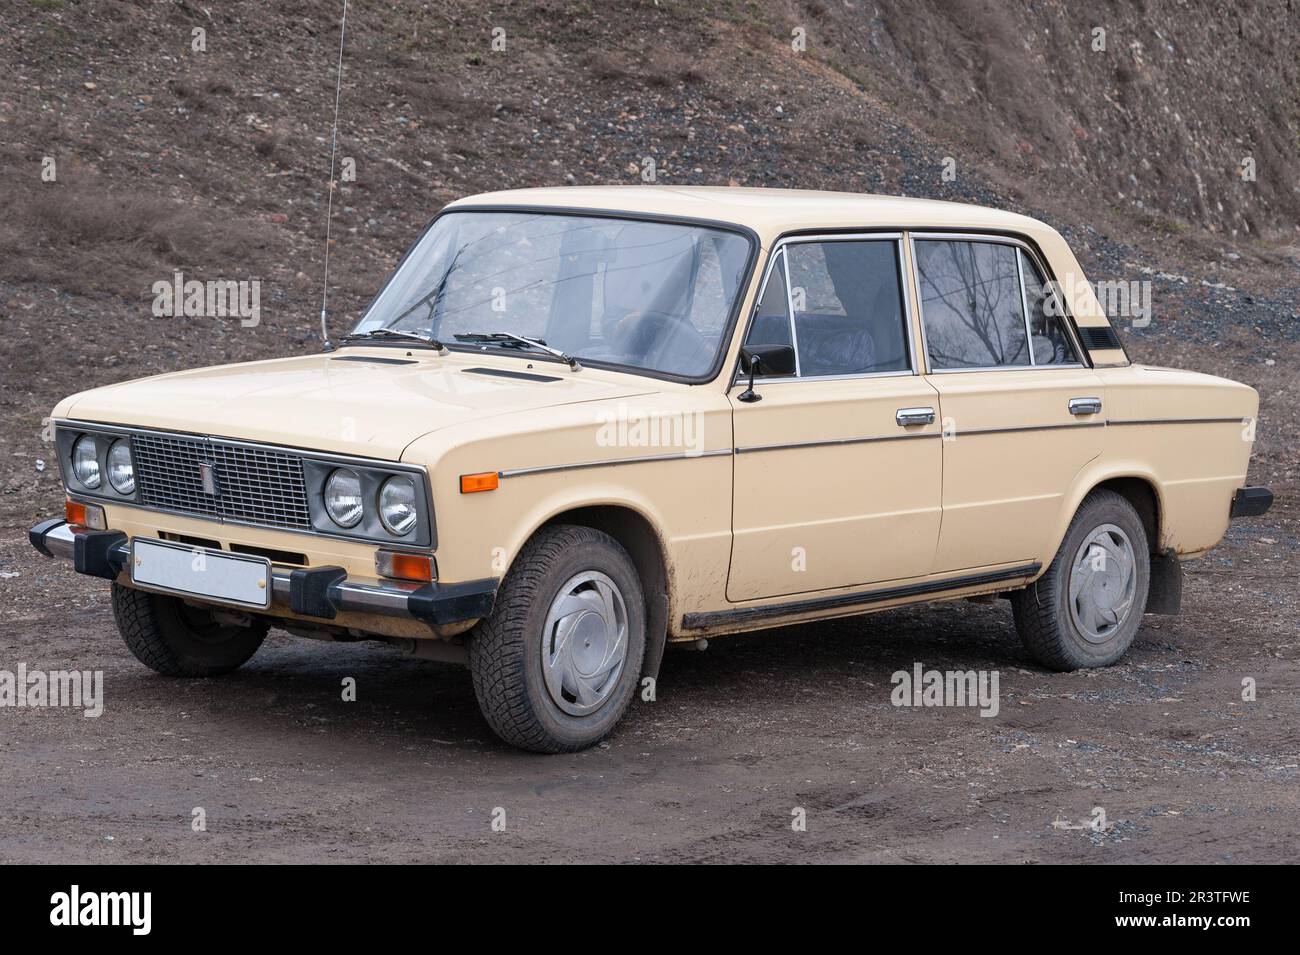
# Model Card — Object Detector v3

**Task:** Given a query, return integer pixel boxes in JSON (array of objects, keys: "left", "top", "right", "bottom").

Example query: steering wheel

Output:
[{"left": 606, "top": 309, "right": 706, "bottom": 366}]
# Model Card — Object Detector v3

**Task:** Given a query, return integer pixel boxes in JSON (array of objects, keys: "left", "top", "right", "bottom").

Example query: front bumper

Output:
[{"left": 29, "top": 518, "right": 496, "bottom": 629}]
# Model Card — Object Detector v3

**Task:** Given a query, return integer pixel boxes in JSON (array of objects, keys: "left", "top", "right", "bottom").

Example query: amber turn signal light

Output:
[
  {"left": 460, "top": 472, "right": 499, "bottom": 494},
  {"left": 65, "top": 499, "right": 106, "bottom": 530},
  {"left": 375, "top": 550, "right": 435, "bottom": 583}
]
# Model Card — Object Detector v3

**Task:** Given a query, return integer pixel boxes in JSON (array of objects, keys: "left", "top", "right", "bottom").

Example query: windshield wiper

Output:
[
  {"left": 342, "top": 328, "right": 448, "bottom": 352},
  {"left": 387, "top": 243, "right": 467, "bottom": 330},
  {"left": 453, "top": 332, "right": 582, "bottom": 370}
]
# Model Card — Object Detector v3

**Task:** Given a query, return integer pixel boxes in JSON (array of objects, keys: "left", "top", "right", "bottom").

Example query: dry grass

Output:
[
  {"left": 580, "top": 49, "right": 703, "bottom": 87},
  {"left": 0, "top": 176, "right": 272, "bottom": 296}
]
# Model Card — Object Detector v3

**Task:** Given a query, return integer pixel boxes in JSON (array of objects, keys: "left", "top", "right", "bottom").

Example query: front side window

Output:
[
  {"left": 354, "top": 211, "right": 753, "bottom": 379},
  {"left": 743, "top": 239, "right": 910, "bottom": 377}
]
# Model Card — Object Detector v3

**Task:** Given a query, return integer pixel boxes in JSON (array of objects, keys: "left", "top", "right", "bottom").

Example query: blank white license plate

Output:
[{"left": 131, "top": 538, "right": 271, "bottom": 610}]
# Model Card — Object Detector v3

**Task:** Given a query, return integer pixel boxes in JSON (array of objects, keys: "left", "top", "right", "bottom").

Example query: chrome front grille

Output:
[{"left": 132, "top": 433, "right": 312, "bottom": 531}]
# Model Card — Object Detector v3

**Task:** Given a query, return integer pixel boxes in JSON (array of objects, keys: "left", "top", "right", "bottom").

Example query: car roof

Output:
[{"left": 445, "top": 185, "right": 1052, "bottom": 246}]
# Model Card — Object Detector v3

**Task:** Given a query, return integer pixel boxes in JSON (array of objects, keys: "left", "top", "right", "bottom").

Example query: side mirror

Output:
[{"left": 737, "top": 343, "right": 796, "bottom": 403}]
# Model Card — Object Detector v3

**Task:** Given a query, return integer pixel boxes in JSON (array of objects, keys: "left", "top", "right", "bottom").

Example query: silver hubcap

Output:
[
  {"left": 541, "top": 571, "right": 629, "bottom": 716},
  {"left": 1068, "top": 523, "right": 1137, "bottom": 644}
]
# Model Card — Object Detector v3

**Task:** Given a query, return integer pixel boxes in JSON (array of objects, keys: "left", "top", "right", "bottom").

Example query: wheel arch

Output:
[
  {"left": 1049, "top": 466, "right": 1167, "bottom": 569},
  {"left": 1090, "top": 475, "right": 1162, "bottom": 553},
  {"left": 529, "top": 502, "right": 672, "bottom": 683}
]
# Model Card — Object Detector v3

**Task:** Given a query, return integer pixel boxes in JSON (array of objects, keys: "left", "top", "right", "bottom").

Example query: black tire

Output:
[
  {"left": 1012, "top": 489, "right": 1150, "bottom": 671},
  {"left": 111, "top": 583, "right": 268, "bottom": 677},
  {"left": 468, "top": 524, "right": 646, "bottom": 753}
]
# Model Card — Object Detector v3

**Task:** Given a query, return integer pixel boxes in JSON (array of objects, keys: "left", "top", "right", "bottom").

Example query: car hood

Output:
[{"left": 59, "top": 352, "right": 657, "bottom": 459}]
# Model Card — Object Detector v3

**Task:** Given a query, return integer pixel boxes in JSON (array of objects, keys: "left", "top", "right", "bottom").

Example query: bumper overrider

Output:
[{"left": 29, "top": 518, "right": 497, "bottom": 629}]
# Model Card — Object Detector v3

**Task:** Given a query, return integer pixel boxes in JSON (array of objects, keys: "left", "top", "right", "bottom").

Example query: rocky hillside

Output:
[{"left": 1, "top": 0, "right": 1297, "bottom": 525}]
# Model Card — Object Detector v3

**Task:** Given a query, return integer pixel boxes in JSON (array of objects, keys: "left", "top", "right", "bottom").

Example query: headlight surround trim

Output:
[{"left": 300, "top": 456, "right": 434, "bottom": 547}]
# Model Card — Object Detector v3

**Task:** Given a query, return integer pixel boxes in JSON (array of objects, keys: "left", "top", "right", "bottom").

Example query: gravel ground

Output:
[{"left": 1, "top": 500, "right": 1294, "bottom": 864}]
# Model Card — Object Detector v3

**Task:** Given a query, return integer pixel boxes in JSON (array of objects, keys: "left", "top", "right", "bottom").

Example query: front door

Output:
[{"left": 727, "top": 236, "right": 943, "bottom": 601}]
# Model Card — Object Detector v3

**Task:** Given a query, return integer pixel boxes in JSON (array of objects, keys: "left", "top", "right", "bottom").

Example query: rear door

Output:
[
  {"left": 910, "top": 234, "right": 1104, "bottom": 573},
  {"left": 726, "top": 235, "right": 943, "bottom": 601}
]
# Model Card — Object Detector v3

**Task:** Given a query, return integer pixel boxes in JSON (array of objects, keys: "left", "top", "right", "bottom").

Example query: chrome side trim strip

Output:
[
  {"left": 1106, "top": 417, "right": 1243, "bottom": 427},
  {"left": 498, "top": 448, "right": 733, "bottom": 479},
  {"left": 736, "top": 420, "right": 1108, "bottom": 454},
  {"left": 954, "top": 421, "right": 1107, "bottom": 437},
  {"left": 736, "top": 432, "right": 941, "bottom": 454},
  {"left": 497, "top": 418, "right": 1240, "bottom": 474},
  {"left": 925, "top": 363, "right": 1086, "bottom": 374}
]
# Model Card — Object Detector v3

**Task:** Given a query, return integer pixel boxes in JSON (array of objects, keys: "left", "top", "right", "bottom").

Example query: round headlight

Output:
[
  {"left": 378, "top": 476, "right": 418, "bottom": 536},
  {"left": 71, "top": 435, "right": 101, "bottom": 489},
  {"left": 324, "top": 469, "right": 363, "bottom": 528},
  {"left": 107, "top": 439, "right": 135, "bottom": 494}
]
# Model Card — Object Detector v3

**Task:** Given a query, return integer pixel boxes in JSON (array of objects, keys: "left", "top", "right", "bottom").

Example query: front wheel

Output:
[
  {"left": 112, "top": 583, "right": 268, "bottom": 676},
  {"left": 468, "top": 524, "right": 646, "bottom": 753},
  {"left": 1012, "top": 489, "right": 1150, "bottom": 670}
]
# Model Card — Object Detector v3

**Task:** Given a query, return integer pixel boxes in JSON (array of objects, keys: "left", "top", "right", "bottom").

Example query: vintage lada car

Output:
[{"left": 30, "top": 187, "right": 1273, "bottom": 752}]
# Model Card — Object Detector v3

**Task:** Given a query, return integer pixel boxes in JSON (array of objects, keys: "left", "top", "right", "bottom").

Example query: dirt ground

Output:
[
  {"left": 1, "top": 1, "right": 1297, "bottom": 864},
  {"left": 1, "top": 500, "right": 1295, "bottom": 864}
]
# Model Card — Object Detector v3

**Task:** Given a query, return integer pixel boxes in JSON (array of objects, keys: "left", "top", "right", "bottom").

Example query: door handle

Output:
[
  {"left": 1068, "top": 397, "right": 1102, "bottom": 416},
  {"left": 896, "top": 407, "right": 935, "bottom": 427}
]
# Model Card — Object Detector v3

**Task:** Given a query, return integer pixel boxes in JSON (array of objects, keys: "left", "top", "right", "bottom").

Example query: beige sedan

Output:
[{"left": 32, "top": 187, "right": 1273, "bottom": 752}]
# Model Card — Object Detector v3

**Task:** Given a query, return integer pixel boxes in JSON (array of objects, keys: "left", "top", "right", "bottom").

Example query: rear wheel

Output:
[
  {"left": 111, "top": 583, "right": 268, "bottom": 677},
  {"left": 468, "top": 524, "right": 645, "bottom": 753},
  {"left": 1012, "top": 490, "right": 1150, "bottom": 670}
]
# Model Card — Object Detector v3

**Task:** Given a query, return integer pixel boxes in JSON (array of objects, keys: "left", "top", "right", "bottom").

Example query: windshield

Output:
[{"left": 353, "top": 211, "right": 753, "bottom": 378}]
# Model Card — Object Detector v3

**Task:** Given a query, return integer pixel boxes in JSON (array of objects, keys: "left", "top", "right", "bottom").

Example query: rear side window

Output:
[
  {"left": 744, "top": 239, "right": 910, "bottom": 377},
  {"left": 914, "top": 239, "right": 1029, "bottom": 369}
]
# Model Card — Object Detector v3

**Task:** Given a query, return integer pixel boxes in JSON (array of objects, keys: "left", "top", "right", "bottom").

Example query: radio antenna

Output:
[{"left": 318, "top": 0, "right": 349, "bottom": 352}]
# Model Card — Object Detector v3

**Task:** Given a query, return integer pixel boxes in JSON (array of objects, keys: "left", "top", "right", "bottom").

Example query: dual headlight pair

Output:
[
  {"left": 71, "top": 434, "right": 134, "bottom": 494},
  {"left": 323, "top": 469, "right": 418, "bottom": 537}
]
